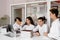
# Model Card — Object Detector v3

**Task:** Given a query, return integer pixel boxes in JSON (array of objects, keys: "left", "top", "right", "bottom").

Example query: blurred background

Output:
[{"left": 0, "top": 0, "right": 60, "bottom": 27}]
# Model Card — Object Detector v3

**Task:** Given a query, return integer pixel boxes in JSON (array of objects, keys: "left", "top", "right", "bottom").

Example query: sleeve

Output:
[
  {"left": 44, "top": 24, "right": 48, "bottom": 32},
  {"left": 13, "top": 24, "right": 17, "bottom": 30},
  {"left": 48, "top": 23, "right": 60, "bottom": 39},
  {"left": 22, "top": 25, "right": 26, "bottom": 30},
  {"left": 33, "top": 26, "right": 39, "bottom": 32},
  {"left": 31, "top": 25, "right": 35, "bottom": 30}
]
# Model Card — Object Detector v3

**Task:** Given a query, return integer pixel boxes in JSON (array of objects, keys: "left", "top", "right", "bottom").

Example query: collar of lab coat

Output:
[
  {"left": 38, "top": 24, "right": 46, "bottom": 28},
  {"left": 15, "top": 23, "right": 20, "bottom": 27},
  {"left": 52, "top": 18, "right": 59, "bottom": 23},
  {"left": 27, "top": 24, "right": 33, "bottom": 26}
]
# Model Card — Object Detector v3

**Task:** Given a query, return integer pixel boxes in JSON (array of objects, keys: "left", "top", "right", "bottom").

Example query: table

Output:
[
  {"left": 0, "top": 28, "right": 60, "bottom": 40},
  {"left": 0, "top": 34, "right": 33, "bottom": 40},
  {"left": 0, "top": 33, "right": 51, "bottom": 40}
]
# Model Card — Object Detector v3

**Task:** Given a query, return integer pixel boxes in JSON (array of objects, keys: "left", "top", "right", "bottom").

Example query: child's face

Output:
[
  {"left": 50, "top": 12, "right": 55, "bottom": 20},
  {"left": 38, "top": 19, "right": 44, "bottom": 26},
  {"left": 26, "top": 19, "right": 30, "bottom": 24},
  {"left": 16, "top": 19, "right": 21, "bottom": 25}
]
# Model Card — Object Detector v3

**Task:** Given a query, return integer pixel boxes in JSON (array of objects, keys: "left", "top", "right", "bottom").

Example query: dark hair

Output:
[
  {"left": 38, "top": 16, "right": 47, "bottom": 23},
  {"left": 15, "top": 17, "right": 22, "bottom": 22},
  {"left": 50, "top": 8, "right": 58, "bottom": 17},
  {"left": 24, "top": 16, "right": 35, "bottom": 25}
]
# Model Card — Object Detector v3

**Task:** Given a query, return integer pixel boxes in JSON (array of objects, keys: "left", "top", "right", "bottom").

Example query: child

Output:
[
  {"left": 48, "top": 8, "right": 60, "bottom": 40},
  {"left": 13, "top": 17, "right": 22, "bottom": 33},
  {"left": 33, "top": 17, "right": 48, "bottom": 36},
  {"left": 23, "top": 16, "right": 35, "bottom": 30}
]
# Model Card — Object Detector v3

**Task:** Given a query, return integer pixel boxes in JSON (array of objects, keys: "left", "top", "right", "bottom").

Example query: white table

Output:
[
  {"left": 0, "top": 28, "right": 60, "bottom": 40},
  {"left": 0, "top": 34, "right": 51, "bottom": 40},
  {"left": 0, "top": 34, "right": 33, "bottom": 40},
  {"left": 0, "top": 34, "right": 16, "bottom": 40},
  {"left": 0, "top": 34, "right": 60, "bottom": 40},
  {"left": 56, "top": 37, "right": 60, "bottom": 40},
  {"left": 0, "top": 28, "right": 50, "bottom": 40}
]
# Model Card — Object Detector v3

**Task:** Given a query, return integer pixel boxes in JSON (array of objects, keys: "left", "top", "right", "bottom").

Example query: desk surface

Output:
[
  {"left": 0, "top": 28, "right": 60, "bottom": 40},
  {"left": 0, "top": 34, "right": 32, "bottom": 40},
  {"left": 0, "top": 34, "right": 60, "bottom": 40},
  {"left": 0, "top": 33, "right": 51, "bottom": 40}
]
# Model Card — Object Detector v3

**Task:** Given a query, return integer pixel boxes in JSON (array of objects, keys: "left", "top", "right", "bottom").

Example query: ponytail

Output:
[{"left": 38, "top": 16, "right": 47, "bottom": 23}]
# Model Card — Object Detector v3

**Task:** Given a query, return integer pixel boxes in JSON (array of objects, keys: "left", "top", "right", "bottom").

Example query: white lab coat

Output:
[
  {"left": 23, "top": 24, "right": 35, "bottom": 30},
  {"left": 33, "top": 24, "right": 48, "bottom": 36},
  {"left": 13, "top": 23, "right": 22, "bottom": 31},
  {"left": 48, "top": 19, "right": 60, "bottom": 39}
]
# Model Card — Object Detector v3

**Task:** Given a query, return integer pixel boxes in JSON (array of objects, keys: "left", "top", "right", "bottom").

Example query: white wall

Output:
[
  {"left": 10, "top": 0, "right": 26, "bottom": 4},
  {"left": 0, "top": 0, "right": 7, "bottom": 18},
  {"left": 0, "top": 0, "right": 10, "bottom": 18},
  {"left": 0, "top": 0, "right": 57, "bottom": 18},
  {"left": 0, "top": 0, "right": 11, "bottom": 26},
  {"left": 10, "top": 0, "right": 56, "bottom": 4}
]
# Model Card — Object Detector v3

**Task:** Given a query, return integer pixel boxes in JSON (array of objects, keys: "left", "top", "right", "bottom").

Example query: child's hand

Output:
[{"left": 33, "top": 32, "right": 40, "bottom": 36}]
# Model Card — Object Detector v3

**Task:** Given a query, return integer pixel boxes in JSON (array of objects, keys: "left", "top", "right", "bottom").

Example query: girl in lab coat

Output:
[
  {"left": 33, "top": 16, "right": 48, "bottom": 36},
  {"left": 22, "top": 16, "right": 35, "bottom": 30}
]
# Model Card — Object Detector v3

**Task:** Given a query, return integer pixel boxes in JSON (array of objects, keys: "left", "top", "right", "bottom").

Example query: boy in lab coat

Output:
[
  {"left": 48, "top": 8, "right": 60, "bottom": 40},
  {"left": 13, "top": 17, "right": 22, "bottom": 33}
]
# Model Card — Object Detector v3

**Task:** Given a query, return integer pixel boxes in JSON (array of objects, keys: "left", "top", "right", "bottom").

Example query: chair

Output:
[{"left": 6, "top": 24, "right": 13, "bottom": 32}]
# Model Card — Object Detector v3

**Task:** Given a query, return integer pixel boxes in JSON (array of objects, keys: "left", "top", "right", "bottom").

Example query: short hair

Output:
[
  {"left": 50, "top": 8, "right": 58, "bottom": 17},
  {"left": 15, "top": 17, "right": 22, "bottom": 22},
  {"left": 38, "top": 16, "right": 47, "bottom": 23}
]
